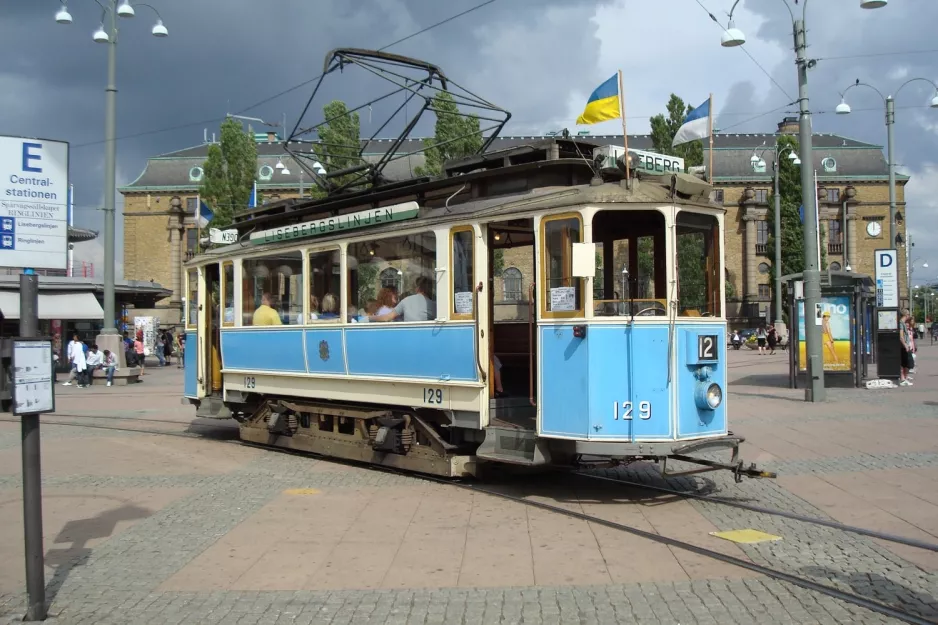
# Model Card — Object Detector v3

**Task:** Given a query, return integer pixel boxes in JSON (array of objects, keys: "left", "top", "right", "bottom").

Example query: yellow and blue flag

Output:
[{"left": 576, "top": 74, "right": 620, "bottom": 125}]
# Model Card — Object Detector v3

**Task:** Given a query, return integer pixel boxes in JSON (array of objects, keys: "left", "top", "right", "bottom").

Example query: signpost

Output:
[
  {"left": 874, "top": 249, "right": 901, "bottom": 379},
  {"left": 0, "top": 136, "right": 69, "bottom": 271},
  {"left": 15, "top": 272, "right": 48, "bottom": 621}
]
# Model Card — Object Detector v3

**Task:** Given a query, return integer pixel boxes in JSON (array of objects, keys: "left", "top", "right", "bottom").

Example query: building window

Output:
[
  {"left": 379, "top": 267, "right": 402, "bottom": 291},
  {"left": 829, "top": 262, "right": 842, "bottom": 271},
  {"left": 503, "top": 267, "right": 523, "bottom": 301},
  {"left": 758, "top": 262, "right": 770, "bottom": 275},
  {"left": 822, "top": 156, "right": 837, "bottom": 173},
  {"left": 754, "top": 189, "right": 768, "bottom": 203},
  {"left": 711, "top": 189, "right": 724, "bottom": 204},
  {"left": 828, "top": 219, "right": 843, "bottom": 254},
  {"left": 756, "top": 221, "right": 769, "bottom": 254},
  {"left": 185, "top": 228, "right": 198, "bottom": 260},
  {"left": 758, "top": 284, "right": 771, "bottom": 298},
  {"left": 258, "top": 165, "right": 274, "bottom": 181},
  {"left": 188, "top": 166, "right": 204, "bottom": 182},
  {"left": 826, "top": 188, "right": 840, "bottom": 203},
  {"left": 186, "top": 197, "right": 198, "bottom": 215}
]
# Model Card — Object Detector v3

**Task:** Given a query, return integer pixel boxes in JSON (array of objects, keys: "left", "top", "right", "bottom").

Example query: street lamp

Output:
[
  {"left": 56, "top": 1, "right": 168, "bottom": 342},
  {"left": 835, "top": 78, "right": 938, "bottom": 251},
  {"left": 752, "top": 142, "right": 800, "bottom": 325},
  {"left": 720, "top": 0, "right": 886, "bottom": 402}
]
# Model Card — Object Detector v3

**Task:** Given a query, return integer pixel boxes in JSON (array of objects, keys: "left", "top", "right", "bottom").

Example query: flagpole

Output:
[
  {"left": 708, "top": 93, "right": 714, "bottom": 184},
  {"left": 618, "top": 69, "right": 630, "bottom": 183}
]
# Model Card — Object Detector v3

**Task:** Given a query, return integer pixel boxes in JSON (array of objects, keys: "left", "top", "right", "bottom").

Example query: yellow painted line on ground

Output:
[
  {"left": 283, "top": 488, "right": 321, "bottom": 496},
  {"left": 710, "top": 529, "right": 782, "bottom": 544}
]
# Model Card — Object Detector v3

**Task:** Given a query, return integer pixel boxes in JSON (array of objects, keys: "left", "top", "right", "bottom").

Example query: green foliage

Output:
[
  {"left": 649, "top": 94, "right": 705, "bottom": 168},
  {"left": 725, "top": 278, "right": 736, "bottom": 300},
  {"left": 199, "top": 118, "right": 258, "bottom": 228},
  {"left": 314, "top": 100, "right": 361, "bottom": 190},
  {"left": 637, "top": 237, "right": 655, "bottom": 296},
  {"left": 765, "top": 134, "right": 805, "bottom": 287},
  {"left": 677, "top": 232, "right": 706, "bottom": 310},
  {"left": 356, "top": 263, "right": 379, "bottom": 308},
  {"left": 415, "top": 91, "right": 483, "bottom": 178},
  {"left": 493, "top": 249, "right": 504, "bottom": 277}
]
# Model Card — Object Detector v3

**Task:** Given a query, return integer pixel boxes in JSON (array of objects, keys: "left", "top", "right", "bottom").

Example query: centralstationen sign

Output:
[
  {"left": 248, "top": 201, "right": 419, "bottom": 245},
  {"left": 0, "top": 136, "right": 69, "bottom": 270}
]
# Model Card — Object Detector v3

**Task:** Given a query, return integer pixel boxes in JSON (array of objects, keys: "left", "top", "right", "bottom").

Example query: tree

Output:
[
  {"left": 314, "top": 100, "right": 362, "bottom": 190},
  {"left": 415, "top": 91, "right": 482, "bottom": 177},
  {"left": 199, "top": 118, "right": 258, "bottom": 227},
  {"left": 649, "top": 94, "right": 704, "bottom": 168},
  {"left": 765, "top": 134, "right": 805, "bottom": 288}
]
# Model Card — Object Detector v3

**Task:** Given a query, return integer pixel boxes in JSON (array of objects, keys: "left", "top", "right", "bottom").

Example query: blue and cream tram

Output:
[{"left": 184, "top": 139, "right": 768, "bottom": 480}]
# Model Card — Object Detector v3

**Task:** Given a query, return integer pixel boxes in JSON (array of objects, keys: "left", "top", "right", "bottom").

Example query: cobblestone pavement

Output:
[{"left": 0, "top": 349, "right": 934, "bottom": 624}]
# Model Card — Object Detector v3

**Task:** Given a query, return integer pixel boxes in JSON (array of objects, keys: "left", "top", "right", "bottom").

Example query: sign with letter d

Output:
[{"left": 873, "top": 249, "right": 898, "bottom": 308}]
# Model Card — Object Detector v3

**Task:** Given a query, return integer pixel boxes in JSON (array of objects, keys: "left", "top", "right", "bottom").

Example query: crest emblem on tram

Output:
[{"left": 319, "top": 340, "right": 330, "bottom": 361}]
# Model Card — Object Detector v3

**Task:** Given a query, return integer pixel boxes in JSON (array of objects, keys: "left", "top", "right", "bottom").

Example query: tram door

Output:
[
  {"left": 203, "top": 264, "right": 222, "bottom": 395},
  {"left": 487, "top": 218, "right": 537, "bottom": 429}
]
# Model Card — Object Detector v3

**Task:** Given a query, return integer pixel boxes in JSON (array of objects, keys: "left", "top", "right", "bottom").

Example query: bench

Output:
[{"left": 89, "top": 366, "right": 142, "bottom": 385}]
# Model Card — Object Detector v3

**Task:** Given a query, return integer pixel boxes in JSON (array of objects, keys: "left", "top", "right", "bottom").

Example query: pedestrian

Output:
[
  {"left": 899, "top": 309, "right": 913, "bottom": 386},
  {"left": 163, "top": 331, "right": 173, "bottom": 366},
  {"left": 767, "top": 325, "right": 778, "bottom": 355},
  {"left": 731, "top": 330, "right": 741, "bottom": 350},
  {"left": 907, "top": 318, "right": 917, "bottom": 375},
  {"left": 102, "top": 349, "right": 119, "bottom": 387},
  {"left": 154, "top": 331, "right": 166, "bottom": 367},
  {"left": 755, "top": 324, "right": 767, "bottom": 355},
  {"left": 134, "top": 330, "right": 146, "bottom": 377},
  {"left": 177, "top": 332, "right": 186, "bottom": 369},
  {"left": 85, "top": 344, "right": 103, "bottom": 385},
  {"left": 63, "top": 335, "right": 88, "bottom": 386}
]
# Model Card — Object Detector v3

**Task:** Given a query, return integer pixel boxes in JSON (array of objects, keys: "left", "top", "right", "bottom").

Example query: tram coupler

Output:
[{"left": 662, "top": 454, "right": 777, "bottom": 483}]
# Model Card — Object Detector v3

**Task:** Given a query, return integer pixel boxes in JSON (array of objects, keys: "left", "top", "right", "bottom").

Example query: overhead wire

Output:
[{"left": 70, "top": 0, "right": 501, "bottom": 150}]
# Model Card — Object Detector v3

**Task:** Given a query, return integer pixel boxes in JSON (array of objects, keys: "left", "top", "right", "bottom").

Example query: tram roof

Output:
[{"left": 192, "top": 162, "right": 719, "bottom": 262}]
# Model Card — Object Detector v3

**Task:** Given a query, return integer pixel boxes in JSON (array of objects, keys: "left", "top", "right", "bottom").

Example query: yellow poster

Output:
[{"left": 798, "top": 297, "right": 851, "bottom": 372}]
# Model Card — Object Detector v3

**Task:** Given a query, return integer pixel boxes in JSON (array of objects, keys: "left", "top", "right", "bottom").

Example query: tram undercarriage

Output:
[{"left": 217, "top": 397, "right": 774, "bottom": 481}]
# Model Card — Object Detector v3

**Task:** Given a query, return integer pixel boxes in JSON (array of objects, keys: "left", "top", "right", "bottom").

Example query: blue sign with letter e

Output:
[{"left": 0, "top": 217, "right": 14, "bottom": 250}]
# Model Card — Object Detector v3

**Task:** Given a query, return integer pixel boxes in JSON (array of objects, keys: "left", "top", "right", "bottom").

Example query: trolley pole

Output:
[
  {"left": 19, "top": 270, "right": 47, "bottom": 621},
  {"left": 794, "top": 19, "right": 826, "bottom": 401}
]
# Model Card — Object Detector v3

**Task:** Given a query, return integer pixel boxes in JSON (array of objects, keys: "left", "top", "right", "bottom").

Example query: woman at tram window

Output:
[
  {"left": 375, "top": 287, "right": 398, "bottom": 316},
  {"left": 320, "top": 293, "right": 340, "bottom": 319},
  {"left": 308, "top": 295, "right": 320, "bottom": 323}
]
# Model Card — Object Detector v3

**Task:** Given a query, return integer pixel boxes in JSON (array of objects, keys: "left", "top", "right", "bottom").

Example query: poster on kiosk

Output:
[{"left": 797, "top": 298, "right": 852, "bottom": 373}]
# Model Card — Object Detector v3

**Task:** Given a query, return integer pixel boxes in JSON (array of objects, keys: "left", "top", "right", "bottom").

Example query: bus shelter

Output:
[{"left": 782, "top": 270, "right": 876, "bottom": 389}]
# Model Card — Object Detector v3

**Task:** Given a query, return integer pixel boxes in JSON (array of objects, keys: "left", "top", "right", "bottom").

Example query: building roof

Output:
[
  {"left": 119, "top": 121, "right": 898, "bottom": 193},
  {"left": 0, "top": 275, "right": 171, "bottom": 308}
]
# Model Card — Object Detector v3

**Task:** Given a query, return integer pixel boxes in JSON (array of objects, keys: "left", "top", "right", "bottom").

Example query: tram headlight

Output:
[
  {"left": 706, "top": 383, "right": 722, "bottom": 409},
  {"left": 694, "top": 381, "right": 723, "bottom": 410}
]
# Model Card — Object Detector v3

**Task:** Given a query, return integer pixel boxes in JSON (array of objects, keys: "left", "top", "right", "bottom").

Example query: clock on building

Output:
[{"left": 866, "top": 221, "right": 882, "bottom": 237}]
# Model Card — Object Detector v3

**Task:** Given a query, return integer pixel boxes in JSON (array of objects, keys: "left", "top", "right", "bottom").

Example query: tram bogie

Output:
[{"left": 183, "top": 136, "right": 771, "bottom": 481}]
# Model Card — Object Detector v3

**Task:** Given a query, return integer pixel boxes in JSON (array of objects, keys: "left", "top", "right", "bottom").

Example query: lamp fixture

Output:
[
  {"left": 117, "top": 1, "right": 135, "bottom": 18},
  {"left": 749, "top": 153, "right": 760, "bottom": 165},
  {"left": 92, "top": 24, "right": 109, "bottom": 43},
  {"left": 151, "top": 19, "right": 168, "bottom": 37},
  {"left": 860, "top": 0, "right": 887, "bottom": 8},
  {"left": 721, "top": 20, "right": 745, "bottom": 47},
  {"left": 835, "top": 99, "right": 852, "bottom": 115},
  {"left": 55, "top": 4, "right": 73, "bottom": 24}
]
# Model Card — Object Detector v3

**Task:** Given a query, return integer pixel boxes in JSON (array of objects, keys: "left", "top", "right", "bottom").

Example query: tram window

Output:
[
  {"left": 186, "top": 268, "right": 198, "bottom": 328},
  {"left": 676, "top": 212, "right": 721, "bottom": 317},
  {"left": 307, "top": 249, "right": 340, "bottom": 323},
  {"left": 242, "top": 252, "right": 303, "bottom": 326},
  {"left": 221, "top": 262, "right": 234, "bottom": 326},
  {"left": 349, "top": 232, "right": 437, "bottom": 322},
  {"left": 451, "top": 227, "right": 475, "bottom": 320},
  {"left": 542, "top": 215, "right": 583, "bottom": 316}
]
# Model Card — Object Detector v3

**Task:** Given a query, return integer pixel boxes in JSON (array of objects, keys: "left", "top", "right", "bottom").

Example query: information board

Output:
[
  {"left": 874, "top": 249, "right": 898, "bottom": 309},
  {"left": 0, "top": 136, "right": 69, "bottom": 270},
  {"left": 12, "top": 339, "right": 55, "bottom": 415}
]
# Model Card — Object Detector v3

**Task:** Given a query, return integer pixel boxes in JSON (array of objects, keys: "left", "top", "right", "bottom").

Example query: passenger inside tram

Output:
[
  {"left": 370, "top": 276, "right": 436, "bottom": 322},
  {"left": 252, "top": 292, "right": 282, "bottom": 326}
]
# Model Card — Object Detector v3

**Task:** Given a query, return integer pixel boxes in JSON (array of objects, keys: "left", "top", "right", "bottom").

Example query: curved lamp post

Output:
[
  {"left": 836, "top": 79, "right": 938, "bottom": 252},
  {"left": 719, "top": 0, "right": 886, "bottom": 402},
  {"left": 56, "top": 0, "right": 168, "bottom": 336},
  {"left": 751, "top": 143, "right": 800, "bottom": 325}
]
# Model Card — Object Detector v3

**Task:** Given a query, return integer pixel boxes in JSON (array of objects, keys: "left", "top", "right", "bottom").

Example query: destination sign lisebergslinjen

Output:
[{"left": 249, "top": 201, "right": 419, "bottom": 245}]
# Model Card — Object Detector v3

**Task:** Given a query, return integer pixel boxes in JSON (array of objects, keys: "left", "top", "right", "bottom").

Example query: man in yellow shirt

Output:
[{"left": 252, "top": 292, "right": 282, "bottom": 326}]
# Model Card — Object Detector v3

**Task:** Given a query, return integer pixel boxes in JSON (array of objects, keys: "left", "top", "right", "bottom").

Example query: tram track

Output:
[{"left": 1, "top": 414, "right": 935, "bottom": 624}]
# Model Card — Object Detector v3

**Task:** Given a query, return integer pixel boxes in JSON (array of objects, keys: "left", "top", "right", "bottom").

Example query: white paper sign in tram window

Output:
[
  {"left": 874, "top": 249, "right": 898, "bottom": 308},
  {"left": 454, "top": 291, "right": 474, "bottom": 315},
  {"left": 12, "top": 340, "right": 54, "bottom": 415},
  {"left": 550, "top": 286, "right": 576, "bottom": 312}
]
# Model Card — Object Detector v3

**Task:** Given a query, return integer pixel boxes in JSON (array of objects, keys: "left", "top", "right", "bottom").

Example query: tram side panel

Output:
[
  {"left": 184, "top": 330, "right": 198, "bottom": 399},
  {"left": 538, "top": 322, "right": 727, "bottom": 443}
]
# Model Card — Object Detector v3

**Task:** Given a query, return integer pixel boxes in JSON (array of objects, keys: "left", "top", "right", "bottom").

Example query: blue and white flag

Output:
[
  {"left": 196, "top": 200, "right": 214, "bottom": 228},
  {"left": 248, "top": 181, "right": 257, "bottom": 208},
  {"left": 672, "top": 97, "right": 712, "bottom": 147}
]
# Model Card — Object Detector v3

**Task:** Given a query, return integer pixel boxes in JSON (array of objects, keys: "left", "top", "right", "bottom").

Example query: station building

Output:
[{"left": 121, "top": 118, "right": 908, "bottom": 329}]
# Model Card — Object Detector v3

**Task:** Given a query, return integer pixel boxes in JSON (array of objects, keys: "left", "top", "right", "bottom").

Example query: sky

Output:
[{"left": 1, "top": 0, "right": 936, "bottom": 287}]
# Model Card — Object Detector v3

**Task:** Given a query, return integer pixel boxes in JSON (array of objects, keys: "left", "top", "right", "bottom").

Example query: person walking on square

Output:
[
  {"left": 767, "top": 326, "right": 778, "bottom": 355},
  {"left": 755, "top": 324, "right": 767, "bottom": 355},
  {"left": 63, "top": 335, "right": 87, "bottom": 386},
  {"left": 899, "top": 309, "right": 913, "bottom": 386}
]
